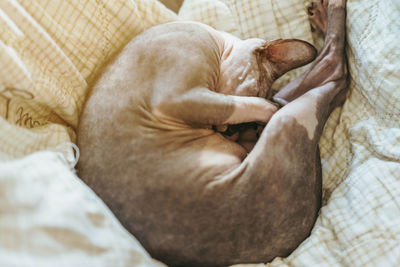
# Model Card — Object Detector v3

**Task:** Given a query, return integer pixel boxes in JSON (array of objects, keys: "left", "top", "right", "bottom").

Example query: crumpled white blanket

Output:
[{"left": 0, "top": 151, "right": 164, "bottom": 267}]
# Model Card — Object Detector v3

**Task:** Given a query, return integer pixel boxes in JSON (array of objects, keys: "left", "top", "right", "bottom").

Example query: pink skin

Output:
[
  {"left": 227, "top": 0, "right": 348, "bottom": 153},
  {"left": 273, "top": 0, "right": 348, "bottom": 106},
  {"left": 309, "top": 0, "right": 329, "bottom": 35}
]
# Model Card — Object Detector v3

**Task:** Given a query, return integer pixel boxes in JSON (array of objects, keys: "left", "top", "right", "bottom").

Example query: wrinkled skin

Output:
[{"left": 77, "top": 0, "right": 348, "bottom": 266}]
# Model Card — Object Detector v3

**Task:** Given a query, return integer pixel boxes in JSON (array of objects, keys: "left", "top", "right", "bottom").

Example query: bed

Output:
[{"left": 0, "top": 0, "right": 399, "bottom": 266}]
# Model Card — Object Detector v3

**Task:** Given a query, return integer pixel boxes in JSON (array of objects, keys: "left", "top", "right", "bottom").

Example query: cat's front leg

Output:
[{"left": 153, "top": 87, "right": 278, "bottom": 127}]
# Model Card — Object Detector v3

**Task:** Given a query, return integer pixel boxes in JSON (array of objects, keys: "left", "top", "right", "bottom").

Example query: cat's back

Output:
[
  {"left": 80, "top": 21, "right": 223, "bottom": 131},
  {"left": 77, "top": 21, "right": 250, "bottom": 265},
  {"left": 77, "top": 20, "right": 245, "bottom": 203}
]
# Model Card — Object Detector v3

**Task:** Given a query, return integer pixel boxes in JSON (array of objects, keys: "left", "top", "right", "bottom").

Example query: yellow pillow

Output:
[{"left": 0, "top": 0, "right": 177, "bottom": 160}]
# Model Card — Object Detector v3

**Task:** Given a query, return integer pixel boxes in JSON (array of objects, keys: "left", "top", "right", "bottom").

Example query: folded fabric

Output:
[{"left": 0, "top": 151, "right": 165, "bottom": 266}]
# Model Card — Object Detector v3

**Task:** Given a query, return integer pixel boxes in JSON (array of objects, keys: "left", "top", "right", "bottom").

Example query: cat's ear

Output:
[{"left": 256, "top": 39, "right": 317, "bottom": 77}]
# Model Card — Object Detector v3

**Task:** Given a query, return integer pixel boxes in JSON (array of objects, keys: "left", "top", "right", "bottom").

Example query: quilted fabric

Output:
[
  {"left": 0, "top": 0, "right": 177, "bottom": 161},
  {"left": 270, "top": 0, "right": 400, "bottom": 266}
]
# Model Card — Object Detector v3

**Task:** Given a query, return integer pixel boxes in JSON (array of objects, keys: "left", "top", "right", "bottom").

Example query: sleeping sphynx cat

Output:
[{"left": 77, "top": 0, "right": 348, "bottom": 266}]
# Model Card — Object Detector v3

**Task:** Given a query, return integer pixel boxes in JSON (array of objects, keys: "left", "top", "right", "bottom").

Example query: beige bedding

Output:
[{"left": 1, "top": 0, "right": 400, "bottom": 266}]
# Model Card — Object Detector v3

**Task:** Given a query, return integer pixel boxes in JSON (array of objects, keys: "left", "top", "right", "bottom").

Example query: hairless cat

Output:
[{"left": 77, "top": 0, "right": 348, "bottom": 266}]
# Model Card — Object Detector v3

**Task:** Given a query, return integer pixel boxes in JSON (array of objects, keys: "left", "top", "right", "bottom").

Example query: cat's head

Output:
[{"left": 217, "top": 37, "right": 317, "bottom": 99}]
